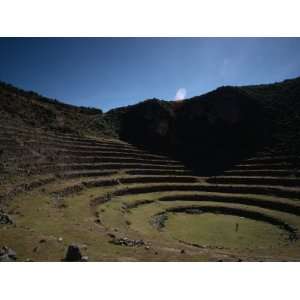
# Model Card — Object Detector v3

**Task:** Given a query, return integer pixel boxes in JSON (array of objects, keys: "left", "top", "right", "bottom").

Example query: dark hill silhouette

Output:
[
  {"left": 241, "top": 77, "right": 300, "bottom": 155},
  {"left": 105, "top": 77, "right": 300, "bottom": 175}
]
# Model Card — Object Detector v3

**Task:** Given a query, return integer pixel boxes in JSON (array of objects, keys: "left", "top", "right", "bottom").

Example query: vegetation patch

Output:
[{"left": 164, "top": 205, "right": 298, "bottom": 241}]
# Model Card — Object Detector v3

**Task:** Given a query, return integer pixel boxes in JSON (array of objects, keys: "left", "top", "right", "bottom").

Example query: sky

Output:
[{"left": 0, "top": 38, "right": 300, "bottom": 112}]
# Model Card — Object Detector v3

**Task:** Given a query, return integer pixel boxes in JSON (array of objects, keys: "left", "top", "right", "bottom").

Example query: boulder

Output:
[
  {"left": 0, "top": 246, "right": 17, "bottom": 262},
  {"left": 64, "top": 244, "right": 82, "bottom": 262},
  {"left": 81, "top": 256, "right": 89, "bottom": 262},
  {"left": 0, "top": 210, "right": 13, "bottom": 225},
  {"left": 0, "top": 254, "right": 14, "bottom": 262}
]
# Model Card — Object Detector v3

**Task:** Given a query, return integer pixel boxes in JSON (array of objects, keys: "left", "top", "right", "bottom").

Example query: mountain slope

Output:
[
  {"left": 242, "top": 77, "right": 300, "bottom": 155},
  {"left": 105, "top": 77, "right": 300, "bottom": 174},
  {"left": 0, "top": 81, "right": 115, "bottom": 137}
]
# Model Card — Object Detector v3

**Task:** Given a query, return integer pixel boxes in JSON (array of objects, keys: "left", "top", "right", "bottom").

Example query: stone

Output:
[
  {"left": 81, "top": 256, "right": 89, "bottom": 262},
  {"left": 0, "top": 254, "right": 14, "bottom": 262},
  {"left": 64, "top": 244, "right": 82, "bottom": 262},
  {"left": 6, "top": 248, "right": 16, "bottom": 259},
  {"left": 110, "top": 237, "right": 145, "bottom": 247},
  {"left": 58, "top": 237, "right": 63, "bottom": 242},
  {"left": 0, "top": 246, "right": 17, "bottom": 261},
  {"left": 0, "top": 211, "right": 13, "bottom": 225}
]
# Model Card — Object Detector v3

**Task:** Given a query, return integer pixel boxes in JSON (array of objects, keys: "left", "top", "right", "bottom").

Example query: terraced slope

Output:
[
  {"left": 1, "top": 125, "right": 300, "bottom": 261},
  {"left": 0, "top": 81, "right": 115, "bottom": 137}
]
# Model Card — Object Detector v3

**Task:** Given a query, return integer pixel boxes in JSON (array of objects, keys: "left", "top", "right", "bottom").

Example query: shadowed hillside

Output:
[
  {"left": 105, "top": 77, "right": 300, "bottom": 175},
  {"left": 242, "top": 77, "right": 300, "bottom": 155}
]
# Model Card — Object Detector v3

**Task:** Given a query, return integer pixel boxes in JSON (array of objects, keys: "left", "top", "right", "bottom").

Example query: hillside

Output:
[
  {"left": 242, "top": 77, "right": 300, "bottom": 155},
  {"left": 0, "top": 81, "right": 115, "bottom": 137},
  {"left": 105, "top": 77, "right": 300, "bottom": 174},
  {"left": 1, "top": 77, "right": 300, "bottom": 262}
]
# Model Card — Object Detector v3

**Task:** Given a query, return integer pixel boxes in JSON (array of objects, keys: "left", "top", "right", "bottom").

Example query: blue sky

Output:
[{"left": 0, "top": 38, "right": 300, "bottom": 111}]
